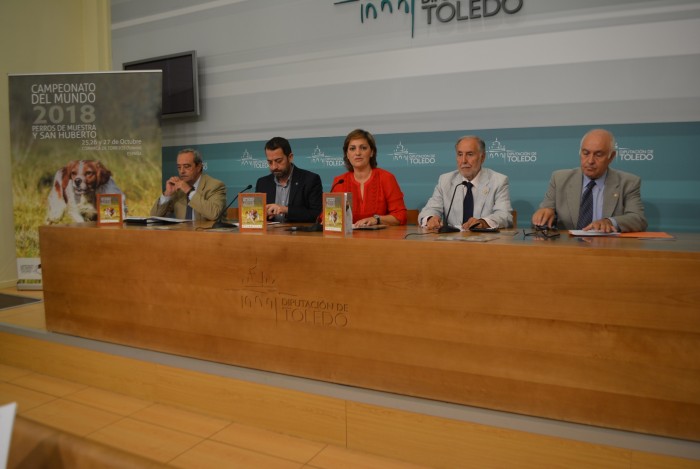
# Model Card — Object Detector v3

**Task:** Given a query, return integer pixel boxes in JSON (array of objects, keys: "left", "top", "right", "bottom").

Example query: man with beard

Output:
[
  {"left": 255, "top": 137, "right": 323, "bottom": 223},
  {"left": 419, "top": 135, "right": 513, "bottom": 231}
]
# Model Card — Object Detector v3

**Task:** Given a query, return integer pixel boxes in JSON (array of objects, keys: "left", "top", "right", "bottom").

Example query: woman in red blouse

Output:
[{"left": 332, "top": 129, "right": 407, "bottom": 227}]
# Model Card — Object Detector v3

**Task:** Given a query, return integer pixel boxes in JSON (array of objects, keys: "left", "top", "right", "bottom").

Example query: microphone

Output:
[
  {"left": 437, "top": 181, "right": 466, "bottom": 233},
  {"left": 287, "top": 178, "right": 345, "bottom": 232},
  {"left": 211, "top": 184, "right": 253, "bottom": 229}
]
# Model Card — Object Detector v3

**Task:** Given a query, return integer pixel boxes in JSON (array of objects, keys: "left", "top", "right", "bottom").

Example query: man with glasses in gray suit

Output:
[{"left": 531, "top": 129, "right": 647, "bottom": 233}]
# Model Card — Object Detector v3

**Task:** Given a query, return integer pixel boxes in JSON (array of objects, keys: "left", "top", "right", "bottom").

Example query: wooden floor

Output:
[{"left": 0, "top": 287, "right": 428, "bottom": 469}]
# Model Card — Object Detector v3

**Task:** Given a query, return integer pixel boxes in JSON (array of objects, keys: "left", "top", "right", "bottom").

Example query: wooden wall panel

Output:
[{"left": 38, "top": 224, "right": 700, "bottom": 440}]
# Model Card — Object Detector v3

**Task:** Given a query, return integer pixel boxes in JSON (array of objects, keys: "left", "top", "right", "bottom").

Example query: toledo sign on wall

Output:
[{"left": 334, "top": 0, "right": 524, "bottom": 37}]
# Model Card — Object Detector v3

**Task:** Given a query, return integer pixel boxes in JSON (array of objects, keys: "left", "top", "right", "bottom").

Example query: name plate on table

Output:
[
  {"left": 323, "top": 192, "right": 352, "bottom": 236},
  {"left": 239, "top": 193, "right": 266, "bottom": 231}
]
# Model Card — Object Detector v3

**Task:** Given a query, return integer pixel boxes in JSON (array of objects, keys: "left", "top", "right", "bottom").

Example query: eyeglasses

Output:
[{"left": 523, "top": 225, "right": 560, "bottom": 239}]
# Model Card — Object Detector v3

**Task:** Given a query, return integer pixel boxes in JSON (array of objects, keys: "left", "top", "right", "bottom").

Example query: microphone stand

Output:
[
  {"left": 211, "top": 184, "right": 252, "bottom": 229},
  {"left": 287, "top": 179, "right": 345, "bottom": 232},
  {"left": 437, "top": 181, "right": 465, "bottom": 233}
]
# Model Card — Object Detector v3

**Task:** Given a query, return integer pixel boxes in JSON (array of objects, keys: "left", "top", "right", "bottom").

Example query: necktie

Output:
[
  {"left": 462, "top": 181, "right": 474, "bottom": 223},
  {"left": 576, "top": 180, "right": 596, "bottom": 229},
  {"left": 185, "top": 192, "right": 193, "bottom": 220}
]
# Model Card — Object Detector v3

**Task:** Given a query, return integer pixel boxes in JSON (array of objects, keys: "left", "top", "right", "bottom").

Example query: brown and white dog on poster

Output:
[{"left": 45, "top": 160, "right": 124, "bottom": 224}]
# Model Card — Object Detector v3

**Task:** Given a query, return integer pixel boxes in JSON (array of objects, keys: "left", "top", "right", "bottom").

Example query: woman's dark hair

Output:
[{"left": 342, "top": 129, "right": 377, "bottom": 171}]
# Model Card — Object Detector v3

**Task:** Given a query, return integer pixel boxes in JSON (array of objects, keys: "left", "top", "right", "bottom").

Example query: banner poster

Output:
[{"left": 9, "top": 71, "right": 162, "bottom": 290}]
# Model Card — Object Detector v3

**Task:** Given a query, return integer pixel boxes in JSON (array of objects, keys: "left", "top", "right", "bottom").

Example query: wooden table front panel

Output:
[{"left": 39, "top": 224, "right": 700, "bottom": 441}]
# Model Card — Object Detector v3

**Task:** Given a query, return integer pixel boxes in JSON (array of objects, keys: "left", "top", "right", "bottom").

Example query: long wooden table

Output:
[{"left": 39, "top": 223, "right": 700, "bottom": 441}]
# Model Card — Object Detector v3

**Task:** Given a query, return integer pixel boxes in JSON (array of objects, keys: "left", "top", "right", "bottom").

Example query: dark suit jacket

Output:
[
  {"left": 255, "top": 165, "right": 323, "bottom": 223},
  {"left": 539, "top": 168, "right": 647, "bottom": 232}
]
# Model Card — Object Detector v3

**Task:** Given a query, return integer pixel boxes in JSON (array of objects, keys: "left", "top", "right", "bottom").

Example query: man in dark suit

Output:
[
  {"left": 532, "top": 129, "right": 647, "bottom": 232},
  {"left": 255, "top": 137, "right": 323, "bottom": 223}
]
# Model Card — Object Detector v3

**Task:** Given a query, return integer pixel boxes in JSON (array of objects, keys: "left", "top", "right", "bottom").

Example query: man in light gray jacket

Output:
[{"left": 419, "top": 135, "right": 513, "bottom": 231}]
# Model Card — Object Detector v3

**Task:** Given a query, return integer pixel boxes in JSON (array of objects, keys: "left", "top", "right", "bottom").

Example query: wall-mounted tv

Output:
[{"left": 123, "top": 50, "right": 200, "bottom": 119}]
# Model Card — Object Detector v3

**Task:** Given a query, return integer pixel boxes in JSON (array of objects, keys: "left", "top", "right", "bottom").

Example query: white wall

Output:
[
  {"left": 0, "top": 0, "right": 111, "bottom": 288},
  {"left": 111, "top": 0, "right": 700, "bottom": 147}
]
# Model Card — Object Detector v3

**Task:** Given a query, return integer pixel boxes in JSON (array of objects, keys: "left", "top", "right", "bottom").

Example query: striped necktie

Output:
[{"left": 576, "top": 180, "right": 596, "bottom": 229}]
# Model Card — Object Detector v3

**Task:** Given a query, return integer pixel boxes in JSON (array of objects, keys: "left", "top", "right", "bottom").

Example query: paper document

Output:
[
  {"left": 436, "top": 235, "right": 497, "bottom": 242},
  {"left": 124, "top": 216, "right": 187, "bottom": 224},
  {"left": 353, "top": 225, "right": 387, "bottom": 231},
  {"left": 568, "top": 230, "right": 620, "bottom": 237},
  {"left": 0, "top": 402, "right": 17, "bottom": 469}
]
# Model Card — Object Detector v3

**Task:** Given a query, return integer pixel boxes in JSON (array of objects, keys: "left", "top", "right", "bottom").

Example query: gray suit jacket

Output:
[
  {"left": 418, "top": 168, "right": 513, "bottom": 228},
  {"left": 538, "top": 168, "right": 647, "bottom": 232},
  {"left": 150, "top": 173, "right": 227, "bottom": 221}
]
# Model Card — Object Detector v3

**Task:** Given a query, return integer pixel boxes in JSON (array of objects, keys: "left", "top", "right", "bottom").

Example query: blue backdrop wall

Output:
[{"left": 164, "top": 121, "right": 700, "bottom": 232}]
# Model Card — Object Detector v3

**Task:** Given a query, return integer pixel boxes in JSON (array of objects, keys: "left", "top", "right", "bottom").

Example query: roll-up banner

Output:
[{"left": 9, "top": 71, "right": 162, "bottom": 290}]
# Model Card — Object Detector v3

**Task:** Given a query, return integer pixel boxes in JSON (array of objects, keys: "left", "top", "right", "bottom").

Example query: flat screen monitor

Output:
[{"left": 123, "top": 50, "right": 200, "bottom": 119}]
